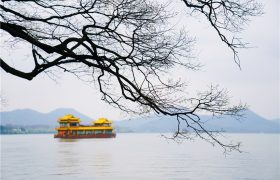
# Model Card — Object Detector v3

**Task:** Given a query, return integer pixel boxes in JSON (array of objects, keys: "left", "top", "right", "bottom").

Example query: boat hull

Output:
[{"left": 54, "top": 133, "right": 116, "bottom": 139}]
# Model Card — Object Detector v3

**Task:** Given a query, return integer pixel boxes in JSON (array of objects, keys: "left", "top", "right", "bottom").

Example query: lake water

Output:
[{"left": 1, "top": 133, "right": 279, "bottom": 180}]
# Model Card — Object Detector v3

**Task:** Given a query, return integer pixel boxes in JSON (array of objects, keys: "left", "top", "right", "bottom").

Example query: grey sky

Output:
[{"left": 1, "top": 0, "right": 279, "bottom": 120}]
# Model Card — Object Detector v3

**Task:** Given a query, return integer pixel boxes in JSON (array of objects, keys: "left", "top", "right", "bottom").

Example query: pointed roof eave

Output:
[
  {"left": 58, "top": 114, "right": 81, "bottom": 122},
  {"left": 93, "top": 117, "right": 112, "bottom": 124}
]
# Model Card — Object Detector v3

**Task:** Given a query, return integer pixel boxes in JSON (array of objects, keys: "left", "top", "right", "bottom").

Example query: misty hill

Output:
[
  {"left": 115, "top": 110, "right": 280, "bottom": 133},
  {"left": 1, "top": 108, "right": 279, "bottom": 133},
  {"left": 0, "top": 108, "right": 93, "bottom": 127},
  {"left": 272, "top": 118, "right": 280, "bottom": 124},
  {"left": 201, "top": 111, "right": 280, "bottom": 133}
]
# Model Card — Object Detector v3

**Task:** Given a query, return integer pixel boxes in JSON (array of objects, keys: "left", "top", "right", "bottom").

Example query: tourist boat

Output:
[{"left": 54, "top": 114, "right": 116, "bottom": 138}]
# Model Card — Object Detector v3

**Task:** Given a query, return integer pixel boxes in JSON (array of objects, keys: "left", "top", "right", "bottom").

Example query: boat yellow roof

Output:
[
  {"left": 93, "top": 117, "right": 112, "bottom": 124},
  {"left": 58, "top": 114, "right": 81, "bottom": 123}
]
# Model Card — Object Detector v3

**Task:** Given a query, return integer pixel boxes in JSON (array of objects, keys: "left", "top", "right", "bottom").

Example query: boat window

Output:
[
  {"left": 86, "top": 130, "right": 93, "bottom": 134},
  {"left": 95, "top": 130, "right": 102, "bottom": 134},
  {"left": 70, "top": 123, "right": 78, "bottom": 127},
  {"left": 60, "top": 123, "right": 68, "bottom": 127},
  {"left": 105, "top": 130, "right": 112, "bottom": 134},
  {"left": 77, "top": 130, "right": 85, "bottom": 135}
]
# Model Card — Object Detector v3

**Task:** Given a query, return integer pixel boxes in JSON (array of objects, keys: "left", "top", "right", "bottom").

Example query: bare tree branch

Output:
[{"left": 0, "top": 0, "right": 261, "bottom": 152}]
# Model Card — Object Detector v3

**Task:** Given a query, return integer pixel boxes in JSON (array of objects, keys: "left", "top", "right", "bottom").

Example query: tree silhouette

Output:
[{"left": 0, "top": 0, "right": 262, "bottom": 152}]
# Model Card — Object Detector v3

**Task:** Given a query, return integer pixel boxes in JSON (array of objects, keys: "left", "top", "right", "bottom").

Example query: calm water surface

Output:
[{"left": 1, "top": 133, "right": 279, "bottom": 180}]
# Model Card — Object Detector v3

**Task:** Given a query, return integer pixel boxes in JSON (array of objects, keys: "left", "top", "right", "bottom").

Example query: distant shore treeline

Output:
[{"left": 0, "top": 125, "right": 55, "bottom": 134}]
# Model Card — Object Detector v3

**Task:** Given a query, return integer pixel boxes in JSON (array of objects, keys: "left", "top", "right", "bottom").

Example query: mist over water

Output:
[{"left": 1, "top": 133, "right": 279, "bottom": 180}]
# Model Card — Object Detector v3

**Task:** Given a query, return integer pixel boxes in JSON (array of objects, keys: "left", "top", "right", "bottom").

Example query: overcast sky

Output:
[{"left": 1, "top": 0, "right": 279, "bottom": 120}]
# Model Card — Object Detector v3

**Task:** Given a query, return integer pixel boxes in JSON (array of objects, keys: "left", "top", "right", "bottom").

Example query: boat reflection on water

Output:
[{"left": 58, "top": 138, "right": 79, "bottom": 142}]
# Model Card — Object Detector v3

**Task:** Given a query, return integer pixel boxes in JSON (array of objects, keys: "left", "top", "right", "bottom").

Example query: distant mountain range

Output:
[
  {"left": 0, "top": 108, "right": 93, "bottom": 126},
  {"left": 0, "top": 108, "right": 279, "bottom": 133},
  {"left": 115, "top": 111, "right": 280, "bottom": 133}
]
